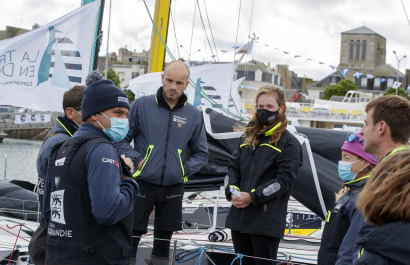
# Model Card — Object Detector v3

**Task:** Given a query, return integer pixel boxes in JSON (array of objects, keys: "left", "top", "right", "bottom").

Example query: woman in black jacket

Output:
[
  {"left": 225, "top": 85, "right": 303, "bottom": 265},
  {"left": 354, "top": 150, "right": 410, "bottom": 265}
]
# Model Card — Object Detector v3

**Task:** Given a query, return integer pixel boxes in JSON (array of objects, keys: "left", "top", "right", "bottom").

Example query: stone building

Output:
[{"left": 338, "top": 26, "right": 386, "bottom": 72}]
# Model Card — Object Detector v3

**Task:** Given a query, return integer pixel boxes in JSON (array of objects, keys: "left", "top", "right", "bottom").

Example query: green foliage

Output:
[
  {"left": 322, "top": 79, "right": 359, "bottom": 100},
  {"left": 124, "top": 88, "right": 135, "bottom": 103},
  {"left": 106, "top": 69, "right": 121, "bottom": 87},
  {"left": 384, "top": 87, "right": 410, "bottom": 100},
  {"left": 102, "top": 69, "right": 120, "bottom": 87}
]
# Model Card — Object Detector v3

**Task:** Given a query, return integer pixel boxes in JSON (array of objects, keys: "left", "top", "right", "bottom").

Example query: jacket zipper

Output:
[
  {"left": 160, "top": 110, "right": 173, "bottom": 185},
  {"left": 239, "top": 143, "right": 256, "bottom": 227}
]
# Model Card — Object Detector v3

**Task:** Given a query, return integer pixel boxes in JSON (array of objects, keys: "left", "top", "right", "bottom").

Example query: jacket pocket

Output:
[
  {"left": 177, "top": 149, "right": 187, "bottom": 182},
  {"left": 133, "top": 145, "right": 154, "bottom": 177}
]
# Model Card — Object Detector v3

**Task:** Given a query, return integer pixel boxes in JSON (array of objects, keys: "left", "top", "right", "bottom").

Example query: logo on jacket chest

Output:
[{"left": 173, "top": 115, "right": 187, "bottom": 128}]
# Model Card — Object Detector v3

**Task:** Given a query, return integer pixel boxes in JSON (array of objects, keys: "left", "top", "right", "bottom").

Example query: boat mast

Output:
[{"left": 148, "top": 0, "right": 171, "bottom": 73}]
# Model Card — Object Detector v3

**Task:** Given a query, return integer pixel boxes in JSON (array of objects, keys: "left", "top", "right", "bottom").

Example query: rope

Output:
[
  {"left": 142, "top": 0, "right": 248, "bottom": 121},
  {"left": 230, "top": 253, "right": 243, "bottom": 265},
  {"left": 6, "top": 222, "right": 25, "bottom": 265},
  {"left": 233, "top": 0, "right": 242, "bottom": 61}
]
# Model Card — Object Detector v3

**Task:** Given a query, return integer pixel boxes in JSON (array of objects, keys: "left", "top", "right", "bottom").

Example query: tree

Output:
[
  {"left": 103, "top": 68, "right": 121, "bottom": 87},
  {"left": 384, "top": 87, "right": 410, "bottom": 100},
  {"left": 322, "top": 79, "right": 358, "bottom": 100},
  {"left": 124, "top": 88, "right": 135, "bottom": 103}
]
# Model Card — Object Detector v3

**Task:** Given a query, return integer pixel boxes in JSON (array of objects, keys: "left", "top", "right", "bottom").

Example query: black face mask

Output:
[{"left": 257, "top": 108, "right": 279, "bottom": 125}]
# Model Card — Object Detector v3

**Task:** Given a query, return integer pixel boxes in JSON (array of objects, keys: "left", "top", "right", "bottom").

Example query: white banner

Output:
[
  {"left": 128, "top": 63, "right": 236, "bottom": 109},
  {"left": 0, "top": 1, "right": 100, "bottom": 112},
  {"left": 14, "top": 113, "right": 52, "bottom": 124}
]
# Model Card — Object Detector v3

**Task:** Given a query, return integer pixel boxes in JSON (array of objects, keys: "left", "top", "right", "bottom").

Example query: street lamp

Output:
[
  {"left": 180, "top": 45, "right": 201, "bottom": 65},
  {"left": 393, "top": 50, "right": 407, "bottom": 95}
]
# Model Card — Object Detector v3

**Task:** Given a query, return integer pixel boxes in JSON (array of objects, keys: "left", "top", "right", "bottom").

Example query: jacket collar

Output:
[
  {"left": 344, "top": 174, "right": 370, "bottom": 189},
  {"left": 56, "top": 115, "right": 79, "bottom": 137},
  {"left": 264, "top": 122, "right": 282, "bottom": 137},
  {"left": 155, "top": 86, "right": 188, "bottom": 110}
]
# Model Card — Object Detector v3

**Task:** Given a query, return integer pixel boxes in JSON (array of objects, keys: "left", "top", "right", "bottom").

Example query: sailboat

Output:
[{"left": 0, "top": 1, "right": 350, "bottom": 264}]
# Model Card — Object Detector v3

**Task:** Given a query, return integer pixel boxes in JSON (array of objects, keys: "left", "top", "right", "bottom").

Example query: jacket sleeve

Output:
[
  {"left": 250, "top": 137, "right": 302, "bottom": 206},
  {"left": 114, "top": 98, "right": 144, "bottom": 167},
  {"left": 183, "top": 113, "right": 209, "bottom": 177},
  {"left": 336, "top": 199, "right": 363, "bottom": 265},
  {"left": 225, "top": 140, "right": 242, "bottom": 201},
  {"left": 86, "top": 143, "right": 138, "bottom": 225},
  {"left": 354, "top": 249, "right": 390, "bottom": 265},
  {"left": 353, "top": 218, "right": 378, "bottom": 259}
]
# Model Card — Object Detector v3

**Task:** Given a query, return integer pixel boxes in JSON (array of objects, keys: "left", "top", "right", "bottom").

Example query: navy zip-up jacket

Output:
[
  {"left": 355, "top": 221, "right": 410, "bottom": 265},
  {"left": 115, "top": 87, "right": 208, "bottom": 186},
  {"left": 43, "top": 123, "right": 138, "bottom": 225},
  {"left": 37, "top": 116, "right": 78, "bottom": 211}
]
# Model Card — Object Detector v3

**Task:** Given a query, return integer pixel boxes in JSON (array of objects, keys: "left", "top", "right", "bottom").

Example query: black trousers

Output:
[
  {"left": 231, "top": 230, "right": 280, "bottom": 265},
  {"left": 131, "top": 181, "right": 184, "bottom": 259}
]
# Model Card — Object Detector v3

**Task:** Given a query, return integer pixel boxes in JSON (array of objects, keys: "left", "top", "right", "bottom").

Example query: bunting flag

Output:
[
  {"left": 342, "top": 69, "right": 350, "bottom": 75},
  {"left": 392, "top": 81, "right": 402, "bottom": 89},
  {"left": 128, "top": 63, "right": 236, "bottom": 110},
  {"left": 380, "top": 78, "right": 387, "bottom": 83},
  {"left": 237, "top": 41, "right": 253, "bottom": 54},
  {"left": 366, "top": 74, "right": 375, "bottom": 79},
  {"left": 0, "top": 1, "right": 100, "bottom": 112},
  {"left": 353, "top": 72, "right": 363, "bottom": 78}
]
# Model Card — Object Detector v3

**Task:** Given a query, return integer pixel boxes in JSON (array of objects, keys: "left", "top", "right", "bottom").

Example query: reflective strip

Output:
[
  {"left": 240, "top": 143, "right": 248, "bottom": 148},
  {"left": 260, "top": 143, "right": 281, "bottom": 152},
  {"left": 265, "top": 122, "right": 282, "bottom": 136},
  {"left": 326, "top": 210, "right": 331, "bottom": 222},
  {"left": 385, "top": 145, "right": 409, "bottom": 159},
  {"left": 133, "top": 145, "right": 154, "bottom": 178},
  {"left": 344, "top": 174, "right": 370, "bottom": 185},
  {"left": 178, "top": 149, "right": 187, "bottom": 182},
  {"left": 56, "top": 118, "right": 73, "bottom": 137},
  {"left": 358, "top": 248, "right": 364, "bottom": 259},
  {"left": 251, "top": 189, "right": 255, "bottom": 192},
  {"left": 155, "top": 94, "right": 158, "bottom": 105},
  {"left": 230, "top": 185, "right": 240, "bottom": 191}
]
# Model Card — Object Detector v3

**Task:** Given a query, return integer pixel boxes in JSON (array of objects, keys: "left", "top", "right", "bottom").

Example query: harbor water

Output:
[{"left": 0, "top": 138, "right": 41, "bottom": 184}]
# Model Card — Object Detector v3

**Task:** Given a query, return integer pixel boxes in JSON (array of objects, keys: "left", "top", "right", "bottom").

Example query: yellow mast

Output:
[{"left": 148, "top": 0, "right": 171, "bottom": 73}]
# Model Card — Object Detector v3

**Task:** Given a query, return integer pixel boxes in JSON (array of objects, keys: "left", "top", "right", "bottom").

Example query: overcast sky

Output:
[{"left": 1, "top": 0, "right": 409, "bottom": 80}]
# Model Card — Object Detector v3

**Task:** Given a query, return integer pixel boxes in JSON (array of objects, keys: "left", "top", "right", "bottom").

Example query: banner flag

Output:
[
  {"left": 0, "top": 1, "right": 100, "bottom": 112},
  {"left": 238, "top": 41, "right": 253, "bottom": 54},
  {"left": 392, "top": 81, "right": 401, "bottom": 89},
  {"left": 129, "top": 63, "right": 236, "bottom": 110}
]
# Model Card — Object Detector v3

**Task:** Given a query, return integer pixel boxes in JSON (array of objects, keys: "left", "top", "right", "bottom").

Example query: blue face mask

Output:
[
  {"left": 98, "top": 112, "right": 129, "bottom": 142},
  {"left": 338, "top": 160, "right": 361, "bottom": 182}
]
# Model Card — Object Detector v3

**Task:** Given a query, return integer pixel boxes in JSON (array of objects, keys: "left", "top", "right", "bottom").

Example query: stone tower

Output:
[{"left": 338, "top": 26, "right": 386, "bottom": 72}]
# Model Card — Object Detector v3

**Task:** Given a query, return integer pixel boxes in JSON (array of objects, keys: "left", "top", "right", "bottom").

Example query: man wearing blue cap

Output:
[{"left": 43, "top": 77, "right": 139, "bottom": 265}]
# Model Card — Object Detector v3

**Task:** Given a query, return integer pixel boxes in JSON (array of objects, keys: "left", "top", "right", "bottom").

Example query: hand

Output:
[
  {"left": 231, "top": 192, "right": 252, "bottom": 208},
  {"left": 138, "top": 159, "right": 145, "bottom": 169},
  {"left": 121, "top": 154, "right": 134, "bottom": 174}
]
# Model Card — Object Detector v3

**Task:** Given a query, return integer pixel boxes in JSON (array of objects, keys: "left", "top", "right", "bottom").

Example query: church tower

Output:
[{"left": 338, "top": 26, "right": 386, "bottom": 72}]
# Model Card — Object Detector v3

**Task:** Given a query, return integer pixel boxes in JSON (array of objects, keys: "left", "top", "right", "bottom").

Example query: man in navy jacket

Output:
[{"left": 115, "top": 60, "right": 208, "bottom": 264}]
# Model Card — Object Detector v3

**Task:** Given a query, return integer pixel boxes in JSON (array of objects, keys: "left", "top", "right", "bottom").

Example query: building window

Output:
[
  {"left": 362, "top": 41, "right": 366, "bottom": 59},
  {"left": 356, "top": 40, "right": 360, "bottom": 60},
  {"left": 118, "top": 72, "right": 125, "bottom": 81},
  {"left": 349, "top": 40, "right": 354, "bottom": 59},
  {"left": 262, "top": 73, "right": 272, "bottom": 83},
  {"left": 132, "top": 72, "right": 139, "bottom": 79}
]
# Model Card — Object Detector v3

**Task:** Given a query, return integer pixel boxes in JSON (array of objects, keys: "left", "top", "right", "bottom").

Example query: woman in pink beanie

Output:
[{"left": 318, "top": 132, "right": 377, "bottom": 265}]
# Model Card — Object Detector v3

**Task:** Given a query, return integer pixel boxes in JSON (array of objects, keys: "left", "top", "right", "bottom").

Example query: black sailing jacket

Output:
[{"left": 225, "top": 124, "right": 303, "bottom": 238}]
